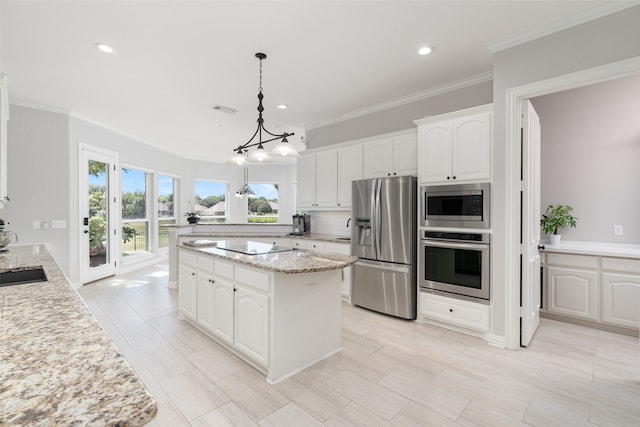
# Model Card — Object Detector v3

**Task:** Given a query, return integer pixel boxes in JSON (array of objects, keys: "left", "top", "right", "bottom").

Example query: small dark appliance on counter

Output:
[{"left": 291, "top": 214, "right": 310, "bottom": 235}]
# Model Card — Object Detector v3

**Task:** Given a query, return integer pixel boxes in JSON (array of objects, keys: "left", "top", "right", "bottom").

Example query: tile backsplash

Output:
[{"left": 304, "top": 211, "right": 352, "bottom": 237}]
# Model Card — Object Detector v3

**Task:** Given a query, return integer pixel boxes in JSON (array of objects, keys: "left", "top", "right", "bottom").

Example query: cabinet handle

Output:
[
  {"left": 453, "top": 176, "right": 456, "bottom": 180},
  {"left": 446, "top": 176, "right": 450, "bottom": 180},
  {"left": 387, "top": 173, "right": 391, "bottom": 176},
  {"left": 393, "top": 172, "right": 397, "bottom": 175},
  {"left": 191, "top": 272, "right": 195, "bottom": 276},
  {"left": 449, "top": 308, "right": 453, "bottom": 313}
]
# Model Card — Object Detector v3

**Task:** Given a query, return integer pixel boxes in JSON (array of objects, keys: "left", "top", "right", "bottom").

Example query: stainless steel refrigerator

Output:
[{"left": 351, "top": 176, "right": 417, "bottom": 319}]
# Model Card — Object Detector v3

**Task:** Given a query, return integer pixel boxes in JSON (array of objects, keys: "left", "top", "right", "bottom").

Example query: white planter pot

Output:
[{"left": 550, "top": 234, "right": 562, "bottom": 246}]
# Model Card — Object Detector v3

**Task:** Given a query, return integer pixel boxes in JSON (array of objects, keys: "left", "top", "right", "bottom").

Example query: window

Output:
[
  {"left": 158, "top": 175, "right": 177, "bottom": 249},
  {"left": 121, "top": 168, "right": 150, "bottom": 256},
  {"left": 247, "top": 183, "right": 279, "bottom": 223},
  {"left": 194, "top": 180, "right": 227, "bottom": 223}
]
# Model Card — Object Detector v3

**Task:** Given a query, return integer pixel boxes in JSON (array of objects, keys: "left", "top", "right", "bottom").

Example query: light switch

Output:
[
  {"left": 613, "top": 225, "right": 623, "bottom": 236},
  {"left": 42, "top": 221, "right": 49, "bottom": 229}
]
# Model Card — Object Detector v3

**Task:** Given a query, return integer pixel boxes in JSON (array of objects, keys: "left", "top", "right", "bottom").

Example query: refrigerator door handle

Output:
[{"left": 374, "top": 179, "right": 382, "bottom": 258}]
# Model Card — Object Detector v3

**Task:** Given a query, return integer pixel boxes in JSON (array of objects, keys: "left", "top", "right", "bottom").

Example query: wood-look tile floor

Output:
[{"left": 78, "top": 263, "right": 640, "bottom": 426}]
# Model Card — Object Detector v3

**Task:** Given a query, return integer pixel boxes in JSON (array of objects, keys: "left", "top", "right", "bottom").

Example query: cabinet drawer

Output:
[
  {"left": 324, "top": 242, "right": 350, "bottom": 255},
  {"left": 290, "top": 239, "right": 307, "bottom": 250},
  {"left": 179, "top": 250, "right": 198, "bottom": 268},
  {"left": 197, "top": 255, "right": 214, "bottom": 274},
  {"left": 420, "top": 293, "right": 489, "bottom": 331},
  {"left": 215, "top": 259, "right": 234, "bottom": 280},
  {"left": 601, "top": 257, "right": 640, "bottom": 274},
  {"left": 235, "top": 266, "right": 270, "bottom": 293},
  {"left": 306, "top": 240, "right": 325, "bottom": 253},
  {"left": 546, "top": 253, "right": 597, "bottom": 270}
]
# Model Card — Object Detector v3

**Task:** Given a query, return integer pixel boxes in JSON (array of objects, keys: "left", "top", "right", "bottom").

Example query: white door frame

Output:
[
  {"left": 79, "top": 143, "right": 120, "bottom": 285},
  {"left": 504, "top": 56, "right": 640, "bottom": 350}
]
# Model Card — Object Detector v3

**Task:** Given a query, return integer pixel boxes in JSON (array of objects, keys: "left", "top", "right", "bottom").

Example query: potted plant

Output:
[
  {"left": 184, "top": 211, "right": 200, "bottom": 224},
  {"left": 540, "top": 204, "right": 577, "bottom": 245}
]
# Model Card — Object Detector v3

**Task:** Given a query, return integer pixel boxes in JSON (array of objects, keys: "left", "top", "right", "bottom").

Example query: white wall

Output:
[
  {"left": 6, "top": 104, "right": 296, "bottom": 285},
  {"left": 531, "top": 74, "right": 640, "bottom": 244},
  {"left": 5, "top": 106, "right": 70, "bottom": 274},
  {"left": 306, "top": 80, "right": 493, "bottom": 148}
]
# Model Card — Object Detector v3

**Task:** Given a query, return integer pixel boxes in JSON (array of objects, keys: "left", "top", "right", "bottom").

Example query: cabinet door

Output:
[
  {"left": 196, "top": 272, "right": 215, "bottom": 332},
  {"left": 297, "top": 154, "right": 317, "bottom": 208},
  {"left": 547, "top": 267, "right": 598, "bottom": 320},
  {"left": 325, "top": 242, "right": 351, "bottom": 299},
  {"left": 392, "top": 133, "right": 418, "bottom": 176},
  {"left": 418, "top": 123, "right": 451, "bottom": 183},
  {"left": 290, "top": 239, "right": 307, "bottom": 250},
  {"left": 235, "top": 286, "right": 270, "bottom": 366},
  {"left": 363, "top": 138, "right": 393, "bottom": 178},
  {"left": 337, "top": 145, "right": 362, "bottom": 207},
  {"left": 178, "top": 265, "right": 197, "bottom": 321},
  {"left": 602, "top": 272, "right": 640, "bottom": 328},
  {"left": 452, "top": 112, "right": 491, "bottom": 182},
  {"left": 306, "top": 240, "right": 325, "bottom": 253},
  {"left": 315, "top": 149, "right": 338, "bottom": 207},
  {"left": 211, "top": 278, "right": 235, "bottom": 344}
]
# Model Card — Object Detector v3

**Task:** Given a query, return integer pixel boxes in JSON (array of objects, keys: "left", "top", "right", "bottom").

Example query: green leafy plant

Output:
[{"left": 540, "top": 204, "right": 577, "bottom": 235}]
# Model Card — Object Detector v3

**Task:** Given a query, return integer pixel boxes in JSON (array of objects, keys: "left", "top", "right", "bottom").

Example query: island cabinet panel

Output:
[
  {"left": 235, "top": 265, "right": 271, "bottom": 293},
  {"left": 196, "top": 271, "right": 216, "bottom": 331},
  {"left": 601, "top": 273, "right": 640, "bottom": 328},
  {"left": 211, "top": 278, "right": 235, "bottom": 344},
  {"left": 178, "top": 263, "right": 197, "bottom": 321},
  {"left": 234, "top": 286, "right": 270, "bottom": 367}
]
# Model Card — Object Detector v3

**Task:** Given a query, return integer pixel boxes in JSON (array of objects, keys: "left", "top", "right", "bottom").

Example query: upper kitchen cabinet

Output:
[
  {"left": 362, "top": 130, "right": 417, "bottom": 178},
  {"left": 296, "top": 149, "right": 338, "bottom": 209},
  {"left": 337, "top": 145, "right": 363, "bottom": 207},
  {"left": 0, "top": 74, "right": 9, "bottom": 207},
  {"left": 416, "top": 104, "right": 492, "bottom": 184}
]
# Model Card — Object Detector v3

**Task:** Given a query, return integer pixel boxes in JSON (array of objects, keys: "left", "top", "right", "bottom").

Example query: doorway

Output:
[
  {"left": 80, "top": 144, "right": 119, "bottom": 284},
  {"left": 506, "top": 56, "right": 640, "bottom": 350}
]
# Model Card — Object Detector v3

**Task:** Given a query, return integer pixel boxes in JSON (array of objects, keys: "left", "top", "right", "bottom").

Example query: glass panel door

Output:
[{"left": 81, "top": 146, "right": 118, "bottom": 284}]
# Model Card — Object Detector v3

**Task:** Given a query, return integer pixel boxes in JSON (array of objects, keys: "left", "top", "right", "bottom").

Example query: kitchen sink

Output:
[{"left": 0, "top": 267, "right": 47, "bottom": 287}]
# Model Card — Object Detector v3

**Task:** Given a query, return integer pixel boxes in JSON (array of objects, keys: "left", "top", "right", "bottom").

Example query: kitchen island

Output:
[
  {"left": 178, "top": 239, "right": 357, "bottom": 384},
  {"left": 0, "top": 245, "right": 157, "bottom": 426}
]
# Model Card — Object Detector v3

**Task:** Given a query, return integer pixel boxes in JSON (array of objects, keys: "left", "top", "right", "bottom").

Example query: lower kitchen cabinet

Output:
[
  {"left": 601, "top": 272, "right": 640, "bottom": 328},
  {"left": 325, "top": 241, "right": 352, "bottom": 300},
  {"left": 196, "top": 271, "right": 216, "bottom": 331},
  {"left": 235, "top": 286, "right": 270, "bottom": 366},
  {"left": 178, "top": 256, "right": 197, "bottom": 322},
  {"left": 547, "top": 266, "right": 598, "bottom": 320},
  {"left": 211, "top": 278, "right": 234, "bottom": 344},
  {"left": 419, "top": 292, "right": 489, "bottom": 332}
]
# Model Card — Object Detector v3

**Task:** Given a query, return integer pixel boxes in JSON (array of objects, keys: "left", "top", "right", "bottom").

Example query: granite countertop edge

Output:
[
  {"left": 0, "top": 244, "right": 158, "bottom": 426},
  {"left": 182, "top": 232, "right": 352, "bottom": 244},
  {"left": 179, "top": 244, "right": 358, "bottom": 274}
]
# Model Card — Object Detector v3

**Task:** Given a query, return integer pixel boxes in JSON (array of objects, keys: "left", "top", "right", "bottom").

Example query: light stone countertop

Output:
[
  {"left": 542, "top": 240, "right": 640, "bottom": 259},
  {"left": 183, "top": 232, "right": 352, "bottom": 244},
  {"left": 180, "top": 239, "right": 357, "bottom": 274},
  {"left": 0, "top": 245, "right": 157, "bottom": 426}
]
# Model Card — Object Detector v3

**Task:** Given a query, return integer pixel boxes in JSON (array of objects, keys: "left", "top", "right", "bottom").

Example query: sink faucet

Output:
[{"left": 346, "top": 218, "right": 351, "bottom": 228}]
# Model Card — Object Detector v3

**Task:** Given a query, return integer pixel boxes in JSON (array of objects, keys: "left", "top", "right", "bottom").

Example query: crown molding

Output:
[
  {"left": 487, "top": 2, "right": 640, "bottom": 53},
  {"left": 306, "top": 71, "right": 493, "bottom": 131}
]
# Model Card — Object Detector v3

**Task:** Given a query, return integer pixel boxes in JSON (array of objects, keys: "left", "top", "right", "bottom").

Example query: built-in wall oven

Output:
[
  {"left": 420, "top": 183, "right": 490, "bottom": 229},
  {"left": 419, "top": 231, "right": 490, "bottom": 301}
]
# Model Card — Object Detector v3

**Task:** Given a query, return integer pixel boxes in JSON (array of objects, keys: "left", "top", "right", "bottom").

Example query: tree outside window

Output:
[
  {"left": 121, "top": 168, "right": 150, "bottom": 256},
  {"left": 194, "top": 180, "right": 227, "bottom": 223},
  {"left": 247, "top": 183, "right": 279, "bottom": 223}
]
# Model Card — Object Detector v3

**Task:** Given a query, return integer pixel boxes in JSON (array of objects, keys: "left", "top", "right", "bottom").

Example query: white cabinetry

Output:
[
  {"left": 325, "top": 241, "right": 352, "bottom": 300},
  {"left": 546, "top": 253, "right": 598, "bottom": 320},
  {"left": 210, "top": 278, "right": 234, "bottom": 344},
  {"left": 416, "top": 105, "right": 492, "bottom": 184},
  {"left": 337, "top": 145, "right": 363, "bottom": 207},
  {"left": 235, "top": 286, "right": 270, "bottom": 366},
  {"left": 363, "top": 132, "right": 417, "bottom": 178},
  {"left": 178, "top": 250, "right": 198, "bottom": 321},
  {"left": 601, "top": 257, "right": 640, "bottom": 329},
  {"left": 419, "top": 292, "right": 489, "bottom": 332},
  {"left": 296, "top": 149, "right": 338, "bottom": 209}
]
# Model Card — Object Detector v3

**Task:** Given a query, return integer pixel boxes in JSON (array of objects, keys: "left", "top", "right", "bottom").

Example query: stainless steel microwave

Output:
[{"left": 420, "top": 183, "right": 490, "bottom": 229}]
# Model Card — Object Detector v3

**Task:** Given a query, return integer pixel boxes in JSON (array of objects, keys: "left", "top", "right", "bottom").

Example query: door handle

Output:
[
  {"left": 538, "top": 245, "right": 545, "bottom": 251},
  {"left": 84, "top": 230, "right": 89, "bottom": 234}
]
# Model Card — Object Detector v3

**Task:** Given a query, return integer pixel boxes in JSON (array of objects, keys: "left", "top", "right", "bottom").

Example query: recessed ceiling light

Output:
[
  {"left": 418, "top": 46, "right": 434, "bottom": 56},
  {"left": 277, "top": 104, "right": 288, "bottom": 110},
  {"left": 95, "top": 43, "right": 115, "bottom": 54}
]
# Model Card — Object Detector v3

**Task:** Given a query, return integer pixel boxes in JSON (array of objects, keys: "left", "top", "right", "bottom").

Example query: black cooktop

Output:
[{"left": 215, "top": 240, "right": 294, "bottom": 255}]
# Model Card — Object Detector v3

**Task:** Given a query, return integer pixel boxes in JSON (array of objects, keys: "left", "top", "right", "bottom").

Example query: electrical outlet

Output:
[
  {"left": 52, "top": 220, "right": 66, "bottom": 229},
  {"left": 613, "top": 225, "right": 623, "bottom": 236}
]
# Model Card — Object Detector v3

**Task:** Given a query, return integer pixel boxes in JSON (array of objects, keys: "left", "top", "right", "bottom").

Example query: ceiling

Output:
[{"left": 1, "top": 1, "right": 631, "bottom": 163}]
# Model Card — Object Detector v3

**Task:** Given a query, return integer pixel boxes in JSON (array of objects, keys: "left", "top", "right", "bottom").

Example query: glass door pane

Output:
[{"left": 88, "top": 160, "right": 110, "bottom": 268}]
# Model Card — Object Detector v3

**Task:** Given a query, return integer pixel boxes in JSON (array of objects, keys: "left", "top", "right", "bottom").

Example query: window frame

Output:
[
  {"left": 246, "top": 181, "right": 280, "bottom": 224},
  {"left": 120, "top": 164, "right": 153, "bottom": 260},
  {"left": 157, "top": 173, "right": 179, "bottom": 252}
]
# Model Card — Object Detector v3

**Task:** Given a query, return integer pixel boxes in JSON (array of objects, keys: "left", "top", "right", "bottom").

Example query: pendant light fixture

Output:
[
  {"left": 235, "top": 167, "right": 256, "bottom": 198},
  {"left": 226, "top": 53, "right": 298, "bottom": 165}
]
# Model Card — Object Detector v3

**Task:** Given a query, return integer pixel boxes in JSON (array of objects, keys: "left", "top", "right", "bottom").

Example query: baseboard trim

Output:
[{"left": 541, "top": 312, "right": 639, "bottom": 337}]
